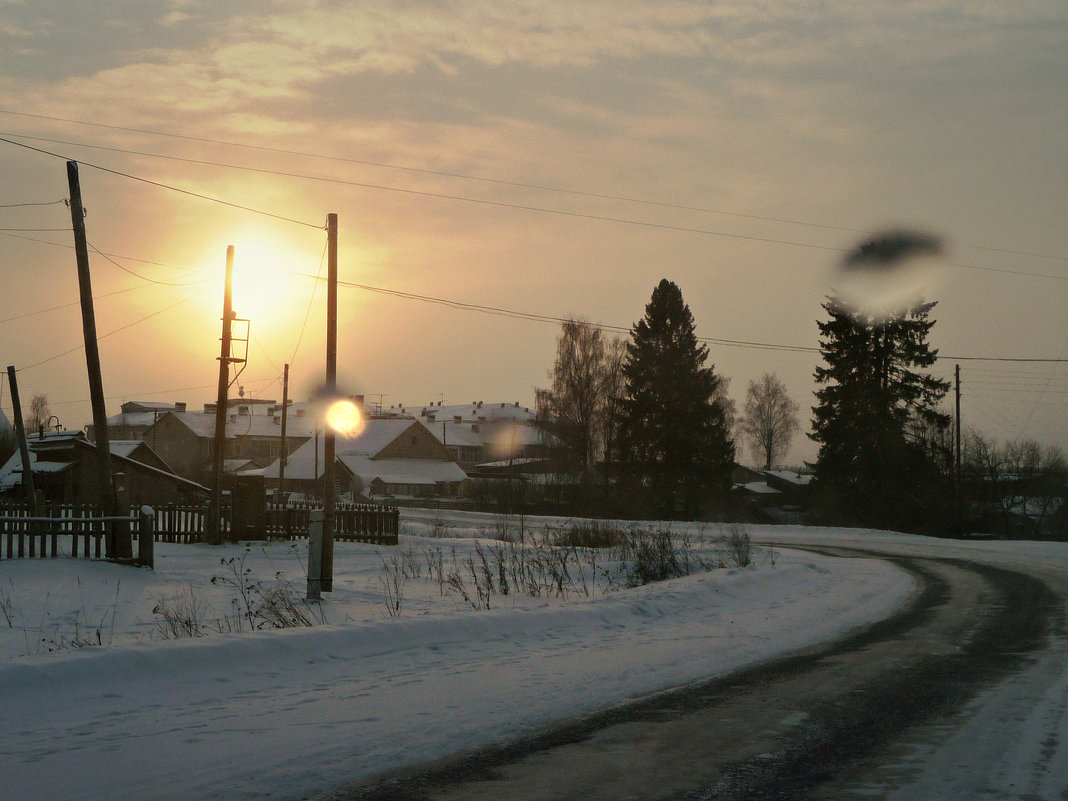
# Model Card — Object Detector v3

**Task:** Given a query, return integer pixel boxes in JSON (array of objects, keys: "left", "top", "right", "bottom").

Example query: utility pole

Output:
[
  {"left": 954, "top": 364, "right": 962, "bottom": 481},
  {"left": 322, "top": 213, "right": 338, "bottom": 591},
  {"left": 955, "top": 363, "right": 962, "bottom": 535},
  {"left": 67, "top": 161, "right": 127, "bottom": 558},
  {"left": 209, "top": 245, "right": 235, "bottom": 545},
  {"left": 7, "top": 366, "right": 38, "bottom": 515},
  {"left": 278, "top": 363, "right": 289, "bottom": 499}
]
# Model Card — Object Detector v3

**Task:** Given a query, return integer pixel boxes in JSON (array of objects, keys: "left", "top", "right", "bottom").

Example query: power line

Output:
[
  {"left": 288, "top": 240, "right": 328, "bottom": 369},
  {"left": 14, "top": 286, "right": 212, "bottom": 372},
  {"left": 0, "top": 135, "right": 324, "bottom": 230},
  {"left": 286, "top": 270, "right": 1067, "bottom": 363},
  {"left": 88, "top": 240, "right": 211, "bottom": 287},
  {"left": 0, "top": 228, "right": 212, "bottom": 277},
  {"left": 3, "top": 109, "right": 1066, "bottom": 266},
  {"left": 0, "top": 130, "right": 849, "bottom": 254},
  {"left": 0, "top": 198, "right": 66, "bottom": 208},
  {"left": 4, "top": 131, "right": 1066, "bottom": 282},
  {"left": 0, "top": 285, "right": 146, "bottom": 324}
]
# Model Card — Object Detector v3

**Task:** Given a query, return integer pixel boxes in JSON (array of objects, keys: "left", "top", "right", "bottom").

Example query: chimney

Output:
[{"left": 175, "top": 401, "right": 187, "bottom": 412}]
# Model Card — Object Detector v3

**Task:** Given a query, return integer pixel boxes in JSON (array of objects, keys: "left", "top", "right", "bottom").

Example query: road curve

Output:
[{"left": 320, "top": 537, "right": 1066, "bottom": 801}]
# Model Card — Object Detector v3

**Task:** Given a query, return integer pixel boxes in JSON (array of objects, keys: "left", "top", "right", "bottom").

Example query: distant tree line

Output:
[{"left": 534, "top": 273, "right": 1064, "bottom": 537}]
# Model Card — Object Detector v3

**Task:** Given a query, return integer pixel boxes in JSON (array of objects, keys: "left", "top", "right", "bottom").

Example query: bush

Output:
[{"left": 550, "top": 520, "right": 626, "bottom": 549}]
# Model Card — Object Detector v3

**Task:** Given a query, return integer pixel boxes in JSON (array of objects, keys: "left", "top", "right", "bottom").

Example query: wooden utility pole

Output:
[
  {"left": 954, "top": 364, "right": 962, "bottom": 484},
  {"left": 955, "top": 363, "right": 962, "bottom": 535},
  {"left": 67, "top": 161, "right": 127, "bottom": 558},
  {"left": 278, "top": 362, "right": 290, "bottom": 498},
  {"left": 209, "top": 245, "right": 235, "bottom": 545},
  {"left": 7, "top": 366, "right": 38, "bottom": 514},
  {"left": 322, "top": 213, "right": 338, "bottom": 591}
]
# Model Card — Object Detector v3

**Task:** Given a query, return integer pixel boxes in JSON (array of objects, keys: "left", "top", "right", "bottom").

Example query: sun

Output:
[
  {"left": 325, "top": 399, "right": 364, "bottom": 437},
  {"left": 229, "top": 240, "right": 307, "bottom": 323},
  {"left": 199, "top": 233, "right": 323, "bottom": 335}
]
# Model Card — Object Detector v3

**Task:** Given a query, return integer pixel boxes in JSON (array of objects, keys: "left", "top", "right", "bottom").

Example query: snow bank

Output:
[{"left": 0, "top": 524, "right": 914, "bottom": 801}]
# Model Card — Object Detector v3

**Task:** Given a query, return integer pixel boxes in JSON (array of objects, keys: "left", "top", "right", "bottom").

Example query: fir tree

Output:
[
  {"left": 616, "top": 279, "right": 734, "bottom": 518},
  {"left": 811, "top": 295, "right": 951, "bottom": 531}
]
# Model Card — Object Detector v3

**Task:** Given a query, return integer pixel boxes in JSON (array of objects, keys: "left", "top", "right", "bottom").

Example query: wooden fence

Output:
[
  {"left": 0, "top": 500, "right": 398, "bottom": 561},
  {"left": 0, "top": 504, "right": 155, "bottom": 566},
  {"left": 267, "top": 503, "right": 399, "bottom": 545}
]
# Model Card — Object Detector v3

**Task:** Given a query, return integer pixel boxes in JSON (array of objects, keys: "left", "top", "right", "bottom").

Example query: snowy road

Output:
[{"left": 329, "top": 529, "right": 1068, "bottom": 800}]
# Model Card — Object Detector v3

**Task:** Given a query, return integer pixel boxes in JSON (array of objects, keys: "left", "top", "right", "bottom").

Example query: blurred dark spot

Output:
[{"left": 842, "top": 230, "right": 943, "bottom": 271}]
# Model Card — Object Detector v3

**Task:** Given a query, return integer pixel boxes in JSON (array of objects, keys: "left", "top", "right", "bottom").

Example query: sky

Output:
[{"left": 0, "top": 1, "right": 1065, "bottom": 466}]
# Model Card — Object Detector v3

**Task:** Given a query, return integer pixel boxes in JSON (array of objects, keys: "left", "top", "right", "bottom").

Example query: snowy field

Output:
[{"left": 1, "top": 513, "right": 924, "bottom": 800}]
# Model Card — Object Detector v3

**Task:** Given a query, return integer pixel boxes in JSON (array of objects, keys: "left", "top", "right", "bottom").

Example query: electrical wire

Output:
[
  {"left": 88, "top": 240, "right": 212, "bottom": 287},
  {"left": 2, "top": 110, "right": 1066, "bottom": 266},
  {"left": 280, "top": 269, "right": 1066, "bottom": 363},
  {"left": 0, "top": 285, "right": 145, "bottom": 324},
  {"left": 14, "top": 286, "right": 213, "bottom": 372},
  {"left": 0, "top": 198, "right": 66, "bottom": 208},
  {"left": 0, "top": 135, "right": 324, "bottom": 230},
  {"left": 4, "top": 131, "right": 1067, "bottom": 282},
  {"left": 287, "top": 240, "right": 328, "bottom": 368}
]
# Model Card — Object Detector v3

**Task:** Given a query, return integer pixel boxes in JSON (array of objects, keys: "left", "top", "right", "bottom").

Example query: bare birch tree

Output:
[
  {"left": 741, "top": 373, "right": 799, "bottom": 470},
  {"left": 537, "top": 318, "right": 621, "bottom": 475},
  {"left": 24, "top": 393, "right": 51, "bottom": 433}
]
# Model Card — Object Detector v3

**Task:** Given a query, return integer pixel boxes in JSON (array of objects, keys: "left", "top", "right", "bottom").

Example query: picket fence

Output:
[{"left": 0, "top": 500, "right": 398, "bottom": 562}]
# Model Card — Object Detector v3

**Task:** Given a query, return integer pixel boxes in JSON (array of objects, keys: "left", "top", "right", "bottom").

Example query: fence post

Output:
[
  {"left": 138, "top": 506, "right": 154, "bottom": 569},
  {"left": 307, "top": 509, "right": 323, "bottom": 600}
]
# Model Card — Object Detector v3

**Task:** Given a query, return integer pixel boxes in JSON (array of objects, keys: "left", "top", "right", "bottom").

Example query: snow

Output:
[{"left": 0, "top": 514, "right": 1060, "bottom": 800}]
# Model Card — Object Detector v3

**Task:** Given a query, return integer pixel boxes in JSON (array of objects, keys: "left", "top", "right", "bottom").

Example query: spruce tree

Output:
[
  {"left": 811, "top": 295, "right": 951, "bottom": 530},
  {"left": 616, "top": 279, "right": 734, "bottom": 518}
]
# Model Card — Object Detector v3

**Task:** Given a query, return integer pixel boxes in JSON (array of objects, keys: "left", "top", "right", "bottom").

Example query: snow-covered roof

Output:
[
  {"left": 162, "top": 410, "right": 317, "bottom": 440},
  {"left": 417, "top": 402, "right": 537, "bottom": 425},
  {"left": 737, "top": 481, "right": 782, "bottom": 495},
  {"left": 344, "top": 456, "right": 468, "bottom": 486},
  {"left": 105, "top": 411, "right": 159, "bottom": 428},
  {"left": 0, "top": 434, "right": 206, "bottom": 493},
  {"left": 224, "top": 458, "right": 261, "bottom": 474},
  {"left": 109, "top": 440, "right": 145, "bottom": 459},
  {"left": 418, "top": 417, "right": 542, "bottom": 449},
  {"left": 473, "top": 457, "right": 546, "bottom": 469},
  {"left": 1006, "top": 496, "right": 1064, "bottom": 519},
  {"left": 763, "top": 470, "right": 813, "bottom": 486},
  {"left": 121, "top": 400, "right": 183, "bottom": 412},
  {"left": 256, "top": 419, "right": 444, "bottom": 480},
  {"left": 418, "top": 419, "right": 484, "bottom": 448}
]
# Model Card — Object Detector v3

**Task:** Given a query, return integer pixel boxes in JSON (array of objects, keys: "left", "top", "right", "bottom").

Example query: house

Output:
[
  {"left": 0, "top": 430, "right": 208, "bottom": 506},
  {"left": 138, "top": 402, "right": 317, "bottom": 485},
  {"left": 253, "top": 417, "right": 469, "bottom": 501},
  {"left": 732, "top": 467, "right": 813, "bottom": 523},
  {"left": 86, "top": 400, "right": 189, "bottom": 443},
  {"left": 413, "top": 401, "right": 545, "bottom": 470}
]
